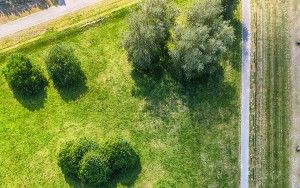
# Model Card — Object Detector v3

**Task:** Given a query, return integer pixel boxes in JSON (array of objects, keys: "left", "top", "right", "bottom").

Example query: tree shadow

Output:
[
  {"left": 221, "top": 0, "right": 242, "bottom": 70},
  {"left": 0, "top": 0, "right": 61, "bottom": 17},
  {"left": 130, "top": 64, "right": 237, "bottom": 127},
  {"left": 12, "top": 88, "right": 47, "bottom": 111},
  {"left": 131, "top": 68, "right": 176, "bottom": 121},
  {"left": 222, "top": 0, "right": 239, "bottom": 21},
  {"left": 64, "top": 162, "right": 141, "bottom": 188}
]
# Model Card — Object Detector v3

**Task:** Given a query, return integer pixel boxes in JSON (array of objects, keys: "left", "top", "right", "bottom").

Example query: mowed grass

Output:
[
  {"left": 0, "top": 0, "right": 241, "bottom": 187},
  {"left": 250, "top": 0, "right": 290, "bottom": 187}
]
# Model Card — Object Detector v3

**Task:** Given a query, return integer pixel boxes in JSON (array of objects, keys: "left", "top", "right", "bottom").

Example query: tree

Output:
[
  {"left": 171, "top": 0, "right": 235, "bottom": 81},
  {"left": 3, "top": 53, "right": 48, "bottom": 95},
  {"left": 58, "top": 138, "right": 99, "bottom": 177},
  {"left": 123, "top": 0, "right": 178, "bottom": 71},
  {"left": 45, "top": 44, "right": 85, "bottom": 88}
]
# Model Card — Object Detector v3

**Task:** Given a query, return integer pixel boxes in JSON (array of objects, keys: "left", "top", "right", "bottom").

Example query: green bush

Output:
[
  {"left": 58, "top": 138, "right": 140, "bottom": 185},
  {"left": 45, "top": 44, "right": 85, "bottom": 88},
  {"left": 58, "top": 138, "right": 99, "bottom": 177},
  {"left": 3, "top": 53, "right": 48, "bottom": 95},
  {"left": 105, "top": 139, "right": 139, "bottom": 172},
  {"left": 79, "top": 151, "right": 110, "bottom": 185}
]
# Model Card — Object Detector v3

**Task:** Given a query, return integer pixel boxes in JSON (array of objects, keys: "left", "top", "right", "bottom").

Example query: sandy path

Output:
[
  {"left": 289, "top": 0, "right": 300, "bottom": 187},
  {"left": 241, "top": 0, "right": 251, "bottom": 187}
]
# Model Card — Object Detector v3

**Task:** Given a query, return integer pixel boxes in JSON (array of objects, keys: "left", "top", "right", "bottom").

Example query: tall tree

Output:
[
  {"left": 123, "top": 0, "right": 178, "bottom": 71},
  {"left": 171, "top": 0, "right": 235, "bottom": 81}
]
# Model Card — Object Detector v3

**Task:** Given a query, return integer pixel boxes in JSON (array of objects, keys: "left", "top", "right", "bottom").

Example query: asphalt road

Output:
[
  {"left": 241, "top": 0, "right": 251, "bottom": 187},
  {"left": 0, "top": 0, "right": 100, "bottom": 39}
]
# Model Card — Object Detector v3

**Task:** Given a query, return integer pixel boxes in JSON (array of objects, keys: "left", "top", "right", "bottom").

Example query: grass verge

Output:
[
  {"left": 250, "top": 0, "right": 290, "bottom": 187},
  {"left": 0, "top": 0, "right": 241, "bottom": 186}
]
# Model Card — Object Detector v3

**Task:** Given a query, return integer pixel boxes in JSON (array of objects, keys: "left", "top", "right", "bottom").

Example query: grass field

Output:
[
  {"left": 250, "top": 0, "right": 290, "bottom": 187},
  {"left": 0, "top": 0, "right": 241, "bottom": 187}
]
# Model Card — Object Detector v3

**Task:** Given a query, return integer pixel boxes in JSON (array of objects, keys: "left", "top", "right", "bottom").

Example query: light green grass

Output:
[
  {"left": 0, "top": 0, "right": 241, "bottom": 187},
  {"left": 250, "top": 0, "right": 290, "bottom": 187}
]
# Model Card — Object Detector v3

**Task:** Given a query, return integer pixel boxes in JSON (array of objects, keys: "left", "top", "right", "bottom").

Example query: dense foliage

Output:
[
  {"left": 79, "top": 151, "right": 110, "bottom": 185},
  {"left": 105, "top": 139, "right": 140, "bottom": 172},
  {"left": 3, "top": 53, "right": 48, "bottom": 95},
  {"left": 123, "top": 0, "right": 177, "bottom": 71},
  {"left": 58, "top": 138, "right": 139, "bottom": 185},
  {"left": 45, "top": 44, "right": 84, "bottom": 88},
  {"left": 58, "top": 138, "right": 99, "bottom": 177},
  {"left": 171, "top": 0, "right": 235, "bottom": 81}
]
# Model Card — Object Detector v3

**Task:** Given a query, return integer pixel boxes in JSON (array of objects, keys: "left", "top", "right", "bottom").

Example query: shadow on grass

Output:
[
  {"left": 54, "top": 71, "right": 88, "bottom": 102},
  {"left": 221, "top": 0, "right": 242, "bottom": 70},
  {"left": 12, "top": 88, "right": 47, "bottom": 111},
  {"left": 56, "top": 83, "right": 88, "bottom": 102},
  {"left": 131, "top": 66, "right": 237, "bottom": 126},
  {"left": 0, "top": 0, "right": 60, "bottom": 17},
  {"left": 64, "top": 163, "right": 141, "bottom": 188}
]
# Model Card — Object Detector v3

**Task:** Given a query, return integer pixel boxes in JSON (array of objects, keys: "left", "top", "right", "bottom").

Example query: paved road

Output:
[
  {"left": 241, "top": 0, "right": 251, "bottom": 187},
  {"left": 0, "top": 0, "right": 100, "bottom": 39}
]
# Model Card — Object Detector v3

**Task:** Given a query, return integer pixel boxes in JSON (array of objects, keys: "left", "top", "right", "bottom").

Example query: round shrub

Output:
[
  {"left": 105, "top": 139, "right": 139, "bottom": 172},
  {"left": 79, "top": 151, "right": 110, "bottom": 185},
  {"left": 45, "top": 44, "right": 84, "bottom": 88},
  {"left": 58, "top": 138, "right": 99, "bottom": 177},
  {"left": 3, "top": 53, "right": 48, "bottom": 95}
]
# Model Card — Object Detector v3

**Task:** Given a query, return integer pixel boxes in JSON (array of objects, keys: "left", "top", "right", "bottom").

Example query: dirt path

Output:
[
  {"left": 241, "top": 0, "right": 251, "bottom": 187},
  {"left": 289, "top": 0, "right": 300, "bottom": 187}
]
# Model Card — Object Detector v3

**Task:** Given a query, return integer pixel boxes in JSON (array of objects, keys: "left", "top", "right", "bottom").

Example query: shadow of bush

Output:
[
  {"left": 54, "top": 73, "right": 88, "bottom": 102},
  {"left": 64, "top": 161, "right": 141, "bottom": 188},
  {"left": 11, "top": 87, "right": 47, "bottom": 111}
]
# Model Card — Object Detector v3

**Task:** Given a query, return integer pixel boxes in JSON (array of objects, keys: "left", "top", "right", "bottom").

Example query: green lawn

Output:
[
  {"left": 250, "top": 0, "right": 289, "bottom": 186},
  {"left": 0, "top": 0, "right": 241, "bottom": 187}
]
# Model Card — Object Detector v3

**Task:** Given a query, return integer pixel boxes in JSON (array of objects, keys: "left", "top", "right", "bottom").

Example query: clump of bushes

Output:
[
  {"left": 58, "top": 138, "right": 99, "bottom": 176},
  {"left": 3, "top": 53, "right": 48, "bottom": 95},
  {"left": 79, "top": 151, "right": 110, "bottom": 185},
  {"left": 45, "top": 44, "right": 85, "bottom": 88},
  {"left": 58, "top": 138, "right": 139, "bottom": 186},
  {"left": 105, "top": 139, "right": 140, "bottom": 172}
]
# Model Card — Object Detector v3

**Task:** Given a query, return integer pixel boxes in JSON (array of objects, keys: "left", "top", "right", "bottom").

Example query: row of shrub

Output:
[
  {"left": 58, "top": 138, "right": 140, "bottom": 186},
  {"left": 123, "top": 0, "right": 235, "bottom": 81},
  {"left": 2, "top": 44, "right": 85, "bottom": 96}
]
